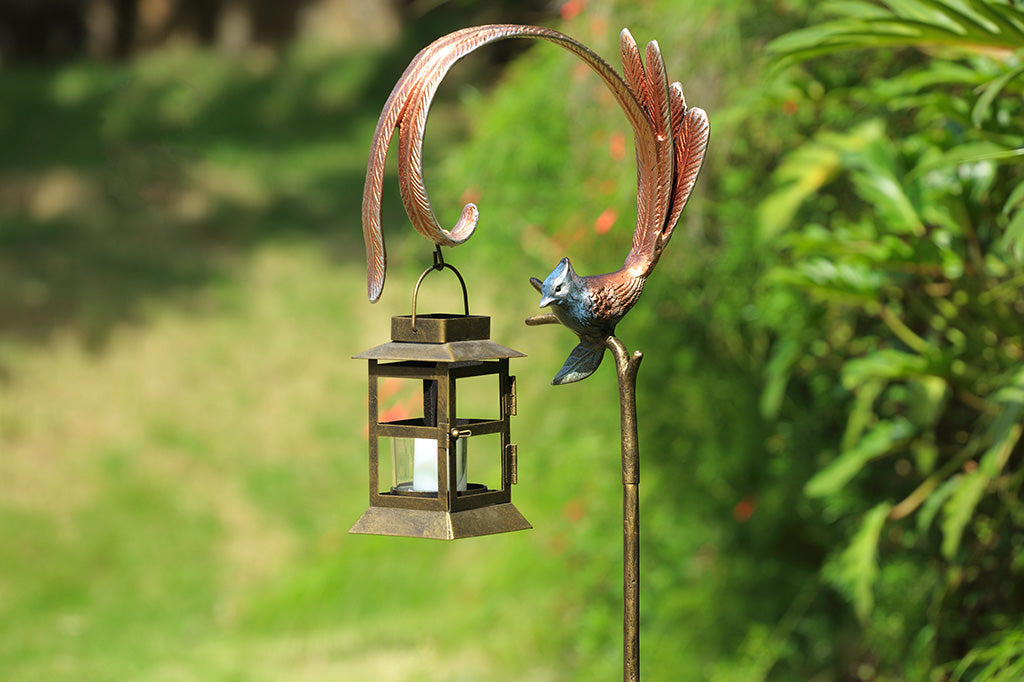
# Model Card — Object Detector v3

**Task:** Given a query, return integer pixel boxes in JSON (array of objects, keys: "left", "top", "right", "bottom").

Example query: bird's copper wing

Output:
[{"left": 362, "top": 24, "right": 662, "bottom": 302}]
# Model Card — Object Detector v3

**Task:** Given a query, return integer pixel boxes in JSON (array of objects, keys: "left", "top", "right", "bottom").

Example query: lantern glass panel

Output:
[
  {"left": 376, "top": 377, "right": 427, "bottom": 425},
  {"left": 377, "top": 435, "right": 395, "bottom": 495},
  {"left": 462, "top": 431, "right": 502, "bottom": 494},
  {"left": 390, "top": 436, "right": 467, "bottom": 493},
  {"left": 454, "top": 373, "right": 501, "bottom": 424}
]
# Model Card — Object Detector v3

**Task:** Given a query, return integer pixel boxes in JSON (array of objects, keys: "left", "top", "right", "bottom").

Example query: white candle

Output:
[
  {"left": 409, "top": 437, "right": 468, "bottom": 492},
  {"left": 412, "top": 438, "right": 439, "bottom": 492}
]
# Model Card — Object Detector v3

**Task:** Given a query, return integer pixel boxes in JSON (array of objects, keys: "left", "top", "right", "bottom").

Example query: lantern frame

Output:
[{"left": 350, "top": 312, "right": 531, "bottom": 540}]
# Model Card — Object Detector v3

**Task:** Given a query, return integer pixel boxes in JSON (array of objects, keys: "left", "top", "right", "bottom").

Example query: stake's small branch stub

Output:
[{"left": 524, "top": 313, "right": 559, "bottom": 326}]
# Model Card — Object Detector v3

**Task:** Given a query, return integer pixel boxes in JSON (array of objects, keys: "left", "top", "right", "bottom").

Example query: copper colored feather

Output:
[
  {"left": 361, "top": 24, "right": 695, "bottom": 302},
  {"left": 360, "top": 25, "right": 709, "bottom": 383}
]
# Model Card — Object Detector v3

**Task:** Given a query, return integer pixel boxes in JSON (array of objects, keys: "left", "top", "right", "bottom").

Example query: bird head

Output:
[{"left": 532, "top": 257, "right": 580, "bottom": 308}]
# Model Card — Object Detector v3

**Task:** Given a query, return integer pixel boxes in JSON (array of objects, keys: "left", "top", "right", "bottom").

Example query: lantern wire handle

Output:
[{"left": 411, "top": 246, "right": 470, "bottom": 331}]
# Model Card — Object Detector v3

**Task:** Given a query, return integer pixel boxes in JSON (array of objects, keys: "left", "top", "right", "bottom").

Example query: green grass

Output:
[{"left": 0, "top": 235, "right": 629, "bottom": 680}]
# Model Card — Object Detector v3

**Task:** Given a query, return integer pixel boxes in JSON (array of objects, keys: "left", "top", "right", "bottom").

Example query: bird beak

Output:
[{"left": 539, "top": 295, "right": 555, "bottom": 308}]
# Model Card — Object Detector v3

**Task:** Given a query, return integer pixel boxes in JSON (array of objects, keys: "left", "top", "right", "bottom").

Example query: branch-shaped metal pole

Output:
[{"left": 607, "top": 335, "right": 642, "bottom": 682}]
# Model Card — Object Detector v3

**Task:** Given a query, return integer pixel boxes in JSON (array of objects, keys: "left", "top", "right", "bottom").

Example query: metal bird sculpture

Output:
[{"left": 361, "top": 24, "right": 709, "bottom": 384}]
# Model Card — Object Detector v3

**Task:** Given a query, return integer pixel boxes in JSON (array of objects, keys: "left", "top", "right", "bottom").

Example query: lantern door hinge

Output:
[
  {"left": 507, "top": 443, "right": 518, "bottom": 485},
  {"left": 507, "top": 375, "right": 517, "bottom": 416}
]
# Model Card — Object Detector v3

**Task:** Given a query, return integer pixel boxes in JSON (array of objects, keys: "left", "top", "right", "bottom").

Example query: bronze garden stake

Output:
[
  {"left": 609, "top": 336, "right": 643, "bottom": 682},
  {"left": 523, "top": 320, "right": 644, "bottom": 678},
  {"left": 360, "top": 24, "right": 708, "bottom": 681}
]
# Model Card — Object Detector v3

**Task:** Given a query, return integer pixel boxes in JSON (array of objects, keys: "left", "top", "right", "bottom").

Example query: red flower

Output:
[
  {"left": 560, "top": 0, "right": 586, "bottom": 21},
  {"left": 733, "top": 496, "right": 758, "bottom": 523},
  {"left": 609, "top": 131, "right": 626, "bottom": 161},
  {"left": 594, "top": 207, "right": 618, "bottom": 235},
  {"left": 461, "top": 184, "right": 482, "bottom": 206},
  {"left": 563, "top": 499, "right": 586, "bottom": 522}
]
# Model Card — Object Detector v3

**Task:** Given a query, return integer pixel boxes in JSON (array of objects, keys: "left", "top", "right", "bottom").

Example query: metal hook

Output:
[{"left": 411, "top": 247, "right": 470, "bottom": 331}]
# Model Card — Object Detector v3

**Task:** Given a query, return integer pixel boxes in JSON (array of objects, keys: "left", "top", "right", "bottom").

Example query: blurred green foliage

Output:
[
  {"left": 762, "top": 1, "right": 1024, "bottom": 679},
  {"left": 2, "top": 0, "right": 1023, "bottom": 679}
]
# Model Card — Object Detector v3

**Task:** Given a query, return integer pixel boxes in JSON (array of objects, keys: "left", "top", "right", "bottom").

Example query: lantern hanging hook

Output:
[{"left": 411, "top": 246, "right": 470, "bottom": 331}]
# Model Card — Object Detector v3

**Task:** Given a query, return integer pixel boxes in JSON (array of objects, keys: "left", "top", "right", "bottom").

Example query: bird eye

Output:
[{"left": 555, "top": 284, "right": 564, "bottom": 294}]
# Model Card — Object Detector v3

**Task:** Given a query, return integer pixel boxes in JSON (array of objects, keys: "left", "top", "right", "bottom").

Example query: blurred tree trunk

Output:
[
  {"left": 112, "top": 0, "right": 136, "bottom": 57},
  {"left": 83, "top": 0, "right": 401, "bottom": 57},
  {"left": 297, "top": 0, "right": 400, "bottom": 48}
]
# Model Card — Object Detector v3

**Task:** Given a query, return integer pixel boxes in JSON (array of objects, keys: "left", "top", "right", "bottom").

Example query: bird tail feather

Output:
[
  {"left": 552, "top": 343, "right": 605, "bottom": 385},
  {"left": 659, "top": 104, "right": 709, "bottom": 254}
]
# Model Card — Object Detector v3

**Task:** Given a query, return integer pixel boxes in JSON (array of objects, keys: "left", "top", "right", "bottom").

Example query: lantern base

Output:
[{"left": 348, "top": 503, "right": 531, "bottom": 540}]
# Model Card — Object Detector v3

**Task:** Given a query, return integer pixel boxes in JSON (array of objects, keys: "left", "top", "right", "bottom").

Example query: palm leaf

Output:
[
  {"left": 909, "top": 143, "right": 1024, "bottom": 181},
  {"left": 806, "top": 418, "right": 915, "bottom": 498},
  {"left": 1000, "top": 181, "right": 1024, "bottom": 258},
  {"left": 768, "top": 0, "right": 1024, "bottom": 69},
  {"left": 963, "top": 0, "right": 1024, "bottom": 42},
  {"left": 758, "top": 120, "right": 884, "bottom": 240},
  {"left": 972, "top": 62, "right": 1024, "bottom": 126},
  {"left": 952, "top": 629, "right": 1024, "bottom": 681},
  {"left": 825, "top": 502, "right": 893, "bottom": 622},
  {"left": 940, "top": 369, "right": 1024, "bottom": 558}
]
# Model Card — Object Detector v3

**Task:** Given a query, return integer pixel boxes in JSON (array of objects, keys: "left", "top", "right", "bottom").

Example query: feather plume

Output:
[
  {"left": 362, "top": 24, "right": 658, "bottom": 301},
  {"left": 361, "top": 25, "right": 705, "bottom": 302}
]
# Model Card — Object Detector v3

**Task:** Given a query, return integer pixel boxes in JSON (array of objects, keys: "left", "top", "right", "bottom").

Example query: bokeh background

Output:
[{"left": 2, "top": 0, "right": 1023, "bottom": 679}]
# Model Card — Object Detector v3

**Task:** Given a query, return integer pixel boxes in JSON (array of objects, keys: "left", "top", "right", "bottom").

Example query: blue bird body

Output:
[{"left": 532, "top": 257, "right": 649, "bottom": 384}]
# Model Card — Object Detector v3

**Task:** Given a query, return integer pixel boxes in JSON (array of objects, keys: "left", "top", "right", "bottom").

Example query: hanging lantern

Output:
[{"left": 349, "top": 256, "right": 530, "bottom": 540}]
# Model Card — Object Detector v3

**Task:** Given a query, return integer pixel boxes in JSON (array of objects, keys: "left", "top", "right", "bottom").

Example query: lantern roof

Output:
[
  {"left": 354, "top": 339, "right": 525, "bottom": 362},
  {"left": 353, "top": 314, "right": 526, "bottom": 362}
]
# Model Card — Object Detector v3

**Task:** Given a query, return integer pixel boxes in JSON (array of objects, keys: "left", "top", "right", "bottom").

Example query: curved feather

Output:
[
  {"left": 362, "top": 24, "right": 659, "bottom": 302},
  {"left": 619, "top": 29, "right": 651, "bottom": 242},
  {"left": 623, "top": 76, "right": 710, "bottom": 277},
  {"left": 397, "top": 25, "right": 657, "bottom": 244},
  {"left": 660, "top": 81, "right": 689, "bottom": 248},
  {"left": 659, "top": 106, "right": 709, "bottom": 253},
  {"left": 619, "top": 30, "right": 647, "bottom": 107},
  {"left": 361, "top": 49, "right": 425, "bottom": 302},
  {"left": 362, "top": 27, "right": 490, "bottom": 301},
  {"left": 630, "top": 39, "right": 674, "bottom": 259}
]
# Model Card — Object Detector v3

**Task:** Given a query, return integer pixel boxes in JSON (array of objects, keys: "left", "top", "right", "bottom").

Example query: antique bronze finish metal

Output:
[
  {"left": 410, "top": 246, "right": 470, "bottom": 332},
  {"left": 359, "top": 22, "right": 708, "bottom": 682},
  {"left": 361, "top": 25, "right": 708, "bottom": 306},
  {"left": 608, "top": 336, "right": 642, "bottom": 682},
  {"left": 351, "top": 267, "right": 529, "bottom": 540}
]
